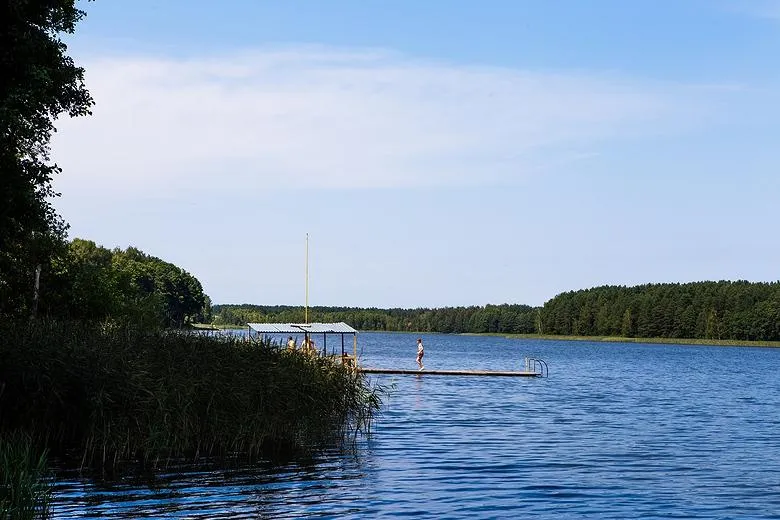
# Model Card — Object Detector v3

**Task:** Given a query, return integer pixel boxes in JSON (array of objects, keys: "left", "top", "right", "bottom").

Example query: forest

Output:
[
  {"left": 539, "top": 281, "right": 780, "bottom": 341},
  {"left": 214, "top": 280, "right": 780, "bottom": 342},
  {"left": 212, "top": 303, "right": 539, "bottom": 334}
]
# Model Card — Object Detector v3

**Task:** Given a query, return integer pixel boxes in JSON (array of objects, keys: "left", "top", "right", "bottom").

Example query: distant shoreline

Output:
[
  {"left": 190, "top": 323, "right": 246, "bottom": 330},
  {"left": 469, "top": 333, "right": 780, "bottom": 348},
  {"left": 196, "top": 324, "right": 780, "bottom": 348}
]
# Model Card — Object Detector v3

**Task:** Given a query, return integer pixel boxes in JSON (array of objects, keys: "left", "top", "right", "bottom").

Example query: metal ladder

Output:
[{"left": 524, "top": 357, "right": 549, "bottom": 377}]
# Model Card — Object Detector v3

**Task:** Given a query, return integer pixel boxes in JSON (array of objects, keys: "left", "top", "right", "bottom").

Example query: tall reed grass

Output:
[
  {"left": 0, "top": 432, "right": 51, "bottom": 520},
  {"left": 0, "top": 320, "right": 381, "bottom": 472}
]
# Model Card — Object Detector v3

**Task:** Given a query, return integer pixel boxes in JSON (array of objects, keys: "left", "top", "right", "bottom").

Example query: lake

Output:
[{"left": 51, "top": 332, "right": 780, "bottom": 519}]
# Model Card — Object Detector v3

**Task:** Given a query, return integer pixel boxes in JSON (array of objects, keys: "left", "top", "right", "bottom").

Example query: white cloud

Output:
[{"left": 51, "top": 46, "right": 692, "bottom": 195}]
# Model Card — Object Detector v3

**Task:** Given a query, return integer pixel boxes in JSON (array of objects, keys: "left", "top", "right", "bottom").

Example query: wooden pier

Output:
[{"left": 358, "top": 368, "right": 541, "bottom": 377}]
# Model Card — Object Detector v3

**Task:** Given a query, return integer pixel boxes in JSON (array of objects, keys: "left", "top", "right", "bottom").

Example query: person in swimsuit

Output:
[{"left": 416, "top": 338, "right": 424, "bottom": 370}]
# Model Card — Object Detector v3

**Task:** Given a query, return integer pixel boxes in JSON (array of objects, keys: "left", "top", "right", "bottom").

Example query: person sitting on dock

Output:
[
  {"left": 416, "top": 338, "right": 425, "bottom": 370},
  {"left": 287, "top": 336, "right": 296, "bottom": 351},
  {"left": 299, "top": 336, "right": 317, "bottom": 356}
]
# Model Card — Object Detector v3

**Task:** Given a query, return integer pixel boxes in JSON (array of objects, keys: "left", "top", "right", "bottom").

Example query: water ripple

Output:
[{"left": 50, "top": 334, "right": 780, "bottom": 519}]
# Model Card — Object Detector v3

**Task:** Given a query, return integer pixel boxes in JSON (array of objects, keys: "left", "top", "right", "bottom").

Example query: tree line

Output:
[
  {"left": 215, "top": 280, "right": 780, "bottom": 342},
  {"left": 539, "top": 281, "right": 780, "bottom": 341},
  {"left": 213, "top": 303, "right": 538, "bottom": 334}
]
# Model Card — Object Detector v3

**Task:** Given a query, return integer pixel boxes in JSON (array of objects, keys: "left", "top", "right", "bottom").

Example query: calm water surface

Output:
[{"left": 51, "top": 332, "right": 780, "bottom": 519}]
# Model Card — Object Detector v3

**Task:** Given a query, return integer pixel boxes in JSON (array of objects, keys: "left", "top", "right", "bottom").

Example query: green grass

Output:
[
  {"left": 0, "top": 432, "right": 51, "bottom": 520},
  {"left": 0, "top": 320, "right": 381, "bottom": 472}
]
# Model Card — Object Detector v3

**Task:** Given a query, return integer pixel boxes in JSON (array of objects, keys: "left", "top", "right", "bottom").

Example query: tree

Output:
[
  {"left": 0, "top": 0, "right": 93, "bottom": 317},
  {"left": 620, "top": 308, "right": 633, "bottom": 337},
  {"left": 149, "top": 260, "right": 207, "bottom": 328}
]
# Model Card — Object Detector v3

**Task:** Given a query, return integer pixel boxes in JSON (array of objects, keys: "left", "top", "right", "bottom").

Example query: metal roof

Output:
[{"left": 247, "top": 322, "right": 357, "bottom": 334}]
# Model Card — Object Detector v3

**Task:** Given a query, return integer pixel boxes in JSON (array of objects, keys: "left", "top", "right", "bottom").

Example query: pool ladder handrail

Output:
[{"left": 524, "top": 357, "right": 549, "bottom": 378}]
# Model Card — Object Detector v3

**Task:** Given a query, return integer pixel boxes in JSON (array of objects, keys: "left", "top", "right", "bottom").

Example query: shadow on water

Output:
[{"left": 51, "top": 444, "right": 371, "bottom": 519}]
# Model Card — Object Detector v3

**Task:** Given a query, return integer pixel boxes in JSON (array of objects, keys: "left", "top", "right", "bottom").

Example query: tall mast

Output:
[{"left": 305, "top": 233, "right": 309, "bottom": 324}]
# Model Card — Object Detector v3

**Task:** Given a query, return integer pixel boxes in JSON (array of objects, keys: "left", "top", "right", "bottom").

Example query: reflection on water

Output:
[
  {"left": 53, "top": 452, "right": 369, "bottom": 519},
  {"left": 51, "top": 333, "right": 780, "bottom": 519}
]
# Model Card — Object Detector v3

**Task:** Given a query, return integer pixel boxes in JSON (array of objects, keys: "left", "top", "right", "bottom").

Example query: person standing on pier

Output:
[{"left": 416, "top": 338, "right": 425, "bottom": 370}]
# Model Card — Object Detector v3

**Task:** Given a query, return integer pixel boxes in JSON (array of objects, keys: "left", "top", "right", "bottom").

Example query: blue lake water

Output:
[{"left": 51, "top": 332, "right": 780, "bottom": 519}]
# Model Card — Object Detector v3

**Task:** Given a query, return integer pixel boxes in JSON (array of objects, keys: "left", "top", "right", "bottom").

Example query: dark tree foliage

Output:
[
  {"left": 0, "top": 0, "right": 93, "bottom": 317},
  {"left": 539, "top": 281, "right": 780, "bottom": 341},
  {"left": 212, "top": 303, "right": 538, "bottom": 335},
  {"left": 42, "top": 239, "right": 210, "bottom": 328},
  {"left": 214, "top": 280, "right": 780, "bottom": 342}
]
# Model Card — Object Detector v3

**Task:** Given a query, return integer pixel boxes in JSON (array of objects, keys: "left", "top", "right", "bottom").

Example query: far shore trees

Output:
[{"left": 214, "top": 280, "right": 780, "bottom": 343}]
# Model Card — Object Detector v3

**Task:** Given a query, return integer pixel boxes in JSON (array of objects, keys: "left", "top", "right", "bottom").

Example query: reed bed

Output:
[
  {"left": 0, "top": 320, "right": 381, "bottom": 472},
  {"left": 0, "top": 432, "right": 51, "bottom": 520}
]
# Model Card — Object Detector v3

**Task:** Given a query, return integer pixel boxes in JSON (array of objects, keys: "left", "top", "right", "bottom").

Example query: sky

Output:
[{"left": 50, "top": 0, "right": 780, "bottom": 308}]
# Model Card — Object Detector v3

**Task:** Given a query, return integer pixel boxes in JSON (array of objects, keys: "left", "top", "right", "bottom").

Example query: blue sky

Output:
[{"left": 51, "top": 0, "right": 780, "bottom": 308}]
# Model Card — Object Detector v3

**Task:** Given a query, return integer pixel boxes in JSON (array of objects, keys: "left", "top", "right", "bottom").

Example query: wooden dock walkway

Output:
[{"left": 358, "top": 367, "right": 541, "bottom": 377}]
